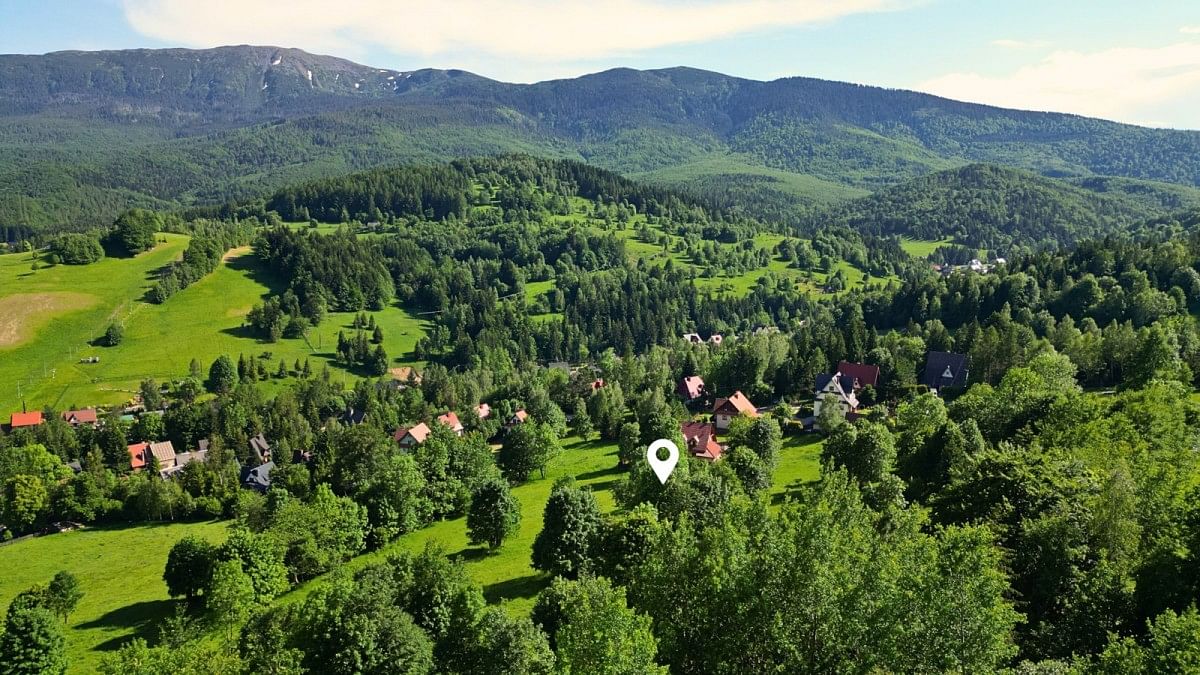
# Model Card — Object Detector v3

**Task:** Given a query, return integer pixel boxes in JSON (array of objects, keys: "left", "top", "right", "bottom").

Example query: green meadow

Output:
[
  {"left": 0, "top": 520, "right": 229, "bottom": 673},
  {"left": 0, "top": 432, "right": 821, "bottom": 672},
  {"left": 900, "top": 238, "right": 954, "bottom": 258}
]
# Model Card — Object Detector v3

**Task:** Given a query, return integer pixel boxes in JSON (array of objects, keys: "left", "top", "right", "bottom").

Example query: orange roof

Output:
[
  {"left": 10, "top": 411, "right": 43, "bottom": 428},
  {"left": 475, "top": 403, "right": 491, "bottom": 419},
  {"left": 508, "top": 409, "right": 528, "bottom": 425},
  {"left": 394, "top": 422, "right": 431, "bottom": 445},
  {"left": 61, "top": 409, "right": 98, "bottom": 425},
  {"left": 712, "top": 391, "right": 758, "bottom": 417},
  {"left": 127, "top": 442, "right": 150, "bottom": 470},
  {"left": 437, "top": 411, "right": 463, "bottom": 431}
]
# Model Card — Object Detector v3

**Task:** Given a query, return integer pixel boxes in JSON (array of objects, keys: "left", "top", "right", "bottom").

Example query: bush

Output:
[
  {"left": 50, "top": 233, "right": 104, "bottom": 265},
  {"left": 103, "top": 323, "right": 124, "bottom": 347}
]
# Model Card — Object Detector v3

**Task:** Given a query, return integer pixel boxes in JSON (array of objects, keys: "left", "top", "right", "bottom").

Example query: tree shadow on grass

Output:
[
  {"left": 575, "top": 465, "right": 622, "bottom": 482},
  {"left": 483, "top": 574, "right": 548, "bottom": 605},
  {"left": 449, "top": 546, "right": 493, "bottom": 563},
  {"left": 78, "top": 598, "right": 178, "bottom": 652}
]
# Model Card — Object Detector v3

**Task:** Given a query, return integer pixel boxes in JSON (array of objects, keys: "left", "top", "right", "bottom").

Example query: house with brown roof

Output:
[
  {"left": 394, "top": 422, "right": 432, "bottom": 448},
  {"left": 388, "top": 366, "right": 422, "bottom": 388},
  {"left": 128, "top": 441, "right": 178, "bottom": 471},
  {"left": 437, "top": 412, "right": 464, "bottom": 436},
  {"left": 249, "top": 433, "right": 272, "bottom": 463},
  {"left": 681, "top": 421, "right": 723, "bottom": 461},
  {"left": 590, "top": 379, "right": 605, "bottom": 392},
  {"left": 61, "top": 409, "right": 99, "bottom": 427},
  {"left": 506, "top": 409, "right": 529, "bottom": 428},
  {"left": 836, "top": 361, "right": 880, "bottom": 390},
  {"left": 9, "top": 411, "right": 43, "bottom": 429},
  {"left": 712, "top": 391, "right": 759, "bottom": 430},
  {"left": 677, "top": 375, "right": 706, "bottom": 402}
]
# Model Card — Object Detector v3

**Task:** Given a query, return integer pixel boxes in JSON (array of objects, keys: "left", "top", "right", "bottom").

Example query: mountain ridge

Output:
[{"left": 3, "top": 46, "right": 1200, "bottom": 231}]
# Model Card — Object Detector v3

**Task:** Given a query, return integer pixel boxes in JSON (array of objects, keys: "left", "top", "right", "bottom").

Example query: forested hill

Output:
[
  {"left": 803, "top": 164, "right": 1200, "bottom": 252},
  {"left": 4, "top": 46, "right": 1200, "bottom": 230}
]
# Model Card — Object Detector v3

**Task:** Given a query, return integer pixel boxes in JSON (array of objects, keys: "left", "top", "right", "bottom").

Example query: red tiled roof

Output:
[
  {"left": 10, "top": 411, "right": 43, "bottom": 428},
  {"left": 128, "top": 442, "right": 150, "bottom": 470},
  {"left": 678, "top": 375, "right": 705, "bottom": 400},
  {"left": 712, "top": 391, "right": 758, "bottom": 417},
  {"left": 394, "top": 422, "right": 431, "bottom": 445},
  {"left": 681, "top": 421, "right": 722, "bottom": 461},
  {"left": 437, "top": 411, "right": 463, "bottom": 431},
  {"left": 475, "top": 403, "right": 491, "bottom": 419},
  {"left": 61, "top": 409, "right": 98, "bottom": 425},
  {"left": 837, "top": 361, "right": 880, "bottom": 389},
  {"left": 508, "top": 409, "right": 528, "bottom": 425}
]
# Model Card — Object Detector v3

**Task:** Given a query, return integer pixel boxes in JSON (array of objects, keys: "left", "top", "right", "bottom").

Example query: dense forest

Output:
[{"left": 8, "top": 154, "right": 1200, "bottom": 671}]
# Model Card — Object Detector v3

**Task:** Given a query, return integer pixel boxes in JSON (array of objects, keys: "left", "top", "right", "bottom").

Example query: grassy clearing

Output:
[
  {"left": 900, "top": 238, "right": 953, "bottom": 258},
  {"left": 0, "top": 243, "right": 428, "bottom": 412},
  {"left": 281, "top": 431, "right": 823, "bottom": 616},
  {"left": 0, "top": 520, "right": 229, "bottom": 673}
]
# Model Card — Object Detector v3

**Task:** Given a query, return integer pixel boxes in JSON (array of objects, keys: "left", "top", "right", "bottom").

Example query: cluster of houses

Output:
[{"left": 932, "top": 257, "right": 1006, "bottom": 276}]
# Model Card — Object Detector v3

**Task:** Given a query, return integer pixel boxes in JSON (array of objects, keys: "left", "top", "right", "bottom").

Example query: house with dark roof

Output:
[
  {"left": 61, "top": 409, "right": 98, "bottom": 427},
  {"left": 341, "top": 407, "right": 367, "bottom": 426},
  {"left": 677, "top": 375, "right": 706, "bottom": 402},
  {"left": 9, "top": 411, "right": 43, "bottom": 429},
  {"left": 814, "top": 373, "right": 860, "bottom": 419},
  {"left": 712, "top": 391, "right": 759, "bottom": 430},
  {"left": 242, "top": 462, "right": 274, "bottom": 492},
  {"left": 163, "top": 448, "right": 209, "bottom": 478},
  {"left": 437, "top": 412, "right": 464, "bottom": 436},
  {"left": 249, "top": 433, "right": 272, "bottom": 463},
  {"left": 922, "top": 352, "right": 970, "bottom": 391},
  {"left": 681, "top": 421, "right": 723, "bottom": 461},
  {"left": 836, "top": 361, "right": 880, "bottom": 390},
  {"left": 394, "top": 422, "right": 431, "bottom": 448}
]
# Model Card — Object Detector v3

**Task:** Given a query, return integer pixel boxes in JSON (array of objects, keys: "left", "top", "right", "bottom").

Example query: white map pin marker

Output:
[{"left": 646, "top": 438, "right": 679, "bottom": 484}]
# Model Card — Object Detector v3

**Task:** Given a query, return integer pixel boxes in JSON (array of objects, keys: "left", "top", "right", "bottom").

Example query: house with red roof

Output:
[
  {"left": 676, "top": 375, "right": 706, "bottom": 402},
  {"left": 590, "top": 379, "right": 605, "bottom": 392},
  {"left": 836, "top": 361, "right": 880, "bottom": 390},
  {"left": 394, "top": 422, "right": 432, "bottom": 448},
  {"left": 475, "top": 403, "right": 491, "bottom": 420},
  {"left": 128, "top": 442, "right": 150, "bottom": 471},
  {"left": 681, "top": 421, "right": 723, "bottom": 461},
  {"left": 61, "top": 409, "right": 98, "bottom": 427},
  {"left": 9, "top": 411, "right": 43, "bottom": 429},
  {"left": 128, "top": 441, "right": 177, "bottom": 471},
  {"left": 711, "top": 391, "right": 759, "bottom": 430},
  {"left": 437, "top": 412, "right": 465, "bottom": 436}
]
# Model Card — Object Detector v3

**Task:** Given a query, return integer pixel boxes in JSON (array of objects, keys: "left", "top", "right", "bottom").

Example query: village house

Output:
[
  {"left": 9, "top": 411, "right": 43, "bottom": 430},
  {"left": 341, "top": 406, "right": 367, "bottom": 426},
  {"left": 61, "top": 409, "right": 98, "bottom": 427},
  {"left": 249, "top": 433, "right": 272, "bottom": 463},
  {"left": 437, "top": 411, "right": 465, "bottom": 436},
  {"left": 813, "top": 373, "right": 860, "bottom": 419},
  {"left": 394, "top": 422, "right": 431, "bottom": 448},
  {"left": 680, "top": 420, "right": 722, "bottom": 461},
  {"left": 128, "top": 441, "right": 177, "bottom": 471},
  {"left": 922, "top": 351, "right": 970, "bottom": 391},
  {"left": 709, "top": 334, "right": 723, "bottom": 346},
  {"left": 242, "top": 462, "right": 274, "bottom": 492},
  {"left": 682, "top": 333, "right": 703, "bottom": 344},
  {"left": 475, "top": 403, "right": 491, "bottom": 420},
  {"left": 590, "top": 378, "right": 605, "bottom": 392},
  {"left": 162, "top": 447, "right": 209, "bottom": 478},
  {"left": 711, "top": 391, "right": 759, "bottom": 430},
  {"left": 836, "top": 361, "right": 880, "bottom": 391},
  {"left": 506, "top": 409, "right": 529, "bottom": 428},
  {"left": 677, "top": 375, "right": 706, "bottom": 403},
  {"left": 388, "top": 366, "right": 423, "bottom": 388}
]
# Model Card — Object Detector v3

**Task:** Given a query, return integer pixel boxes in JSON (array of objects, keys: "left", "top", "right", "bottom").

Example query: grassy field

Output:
[
  {"left": 900, "top": 238, "right": 954, "bottom": 258},
  {"left": 0, "top": 520, "right": 229, "bottom": 673},
  {"left": 0, "top": 241, "right": 427, "bottom": 412},
  {"left": 280, "top": 432, "right": 823, "bottom": 615}
]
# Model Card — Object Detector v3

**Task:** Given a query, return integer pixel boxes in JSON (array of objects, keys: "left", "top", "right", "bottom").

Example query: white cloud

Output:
[
  {"left": 122, "top": 0, "right": 901, "bottom": 63},
  {"left": 1182, "top": 26, "right": 1200, "bottom": 35},
  {"left": 919, "top": 42, "right": 1200, "bottom": 125}
]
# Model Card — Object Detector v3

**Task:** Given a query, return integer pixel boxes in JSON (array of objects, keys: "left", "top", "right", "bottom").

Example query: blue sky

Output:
[{"left": 2, "top": 0, "right": 1199, "bottom": 128}]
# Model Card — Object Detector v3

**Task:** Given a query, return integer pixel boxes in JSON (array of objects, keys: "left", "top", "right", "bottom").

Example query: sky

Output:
[{"left": 2, "top": 0, "right": 1199, "bottom": 129}]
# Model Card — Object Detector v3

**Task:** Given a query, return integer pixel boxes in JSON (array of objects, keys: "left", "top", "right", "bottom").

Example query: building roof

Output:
[
  {"left": 388, "top": 366, "right": 422, "bottom": 384},
  {"left": 682, "top": 333, "right": 703, "bottom": 343},
  {"left": 815, "top": 373, "right": 860, "bottom": 409},
  {"left": 10, "top": 411, "right": 43, "bottom": 428},
  {"left": 148, "top": 441, "right": 176, "bottom": 465},
  {"left": 243, "top": 462, "right": 274, "bottom": 491},
  {"left": 249, "top": 433, "right": 271, "bottom": 461},
  {"left": 922, "top": 351, "right": 970, "bottom": 390},
  {"left": 712, "top": 391, "right": 759, "bottom": 417},
  {"left": 590, "top": 379, "right": 605, "bottom": 391},
  {"left": 677, "top": 375, "right": 705, "bottom": 400},
  {"left": 61, "top": 409, "right": 98, "bottom": 425},
  {"left": 475, "top": 403, "right": 491, "bottom": 419},
  {"left": 508, "top": 409, "right": 529, "bottom": 425},
  {"left": 174, "top": 449, "right": 208, "bottom": 468},
  {"left": 437, "top": 411, "right": 463, "bottom": 431},
  {"left": 681, "top": 421, "right": 722, "bottom": 461},
  {"left": 341, "top": 407, "right": 367, "bottom": 425},
  {"left": 394, "top": 422, "right": 431, "bottom": 445},
  {"left": 836, "top": 361, "right": 880, "bottom": 389},
  {"left": 127, "top": 442, "right": 150, "bottom": 470}
]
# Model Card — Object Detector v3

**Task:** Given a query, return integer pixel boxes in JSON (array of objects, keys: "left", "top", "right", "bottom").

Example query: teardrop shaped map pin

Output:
[{"left": 646, "top": 438, "right": 679, "bottom": 484}]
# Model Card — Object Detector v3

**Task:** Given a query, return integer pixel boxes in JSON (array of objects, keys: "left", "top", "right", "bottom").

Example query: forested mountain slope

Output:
[{"left": 3, "top": 46, "right": 1200, "bottom": 231}]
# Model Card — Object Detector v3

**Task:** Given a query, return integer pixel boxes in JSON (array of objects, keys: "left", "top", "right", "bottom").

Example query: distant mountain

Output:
[
  {"left": 803, "top": 164, "right": 1197, "bottom": 251},
  {"left": 3, "top": 46, "right": 1200, "bottom": 232}
]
